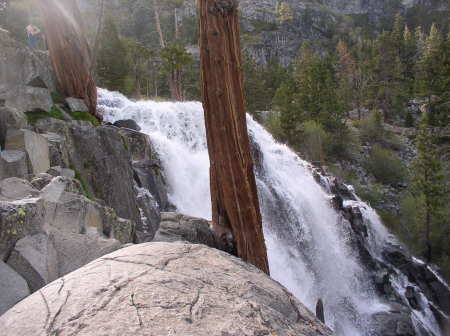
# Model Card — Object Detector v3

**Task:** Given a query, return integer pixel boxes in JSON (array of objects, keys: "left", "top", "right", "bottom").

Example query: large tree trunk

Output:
[
  {"left": 36, "top": 0, "right": 99, "bottom": 120},
  {"left": 199, "top": 0, "right": 269, "bottom": 274}
]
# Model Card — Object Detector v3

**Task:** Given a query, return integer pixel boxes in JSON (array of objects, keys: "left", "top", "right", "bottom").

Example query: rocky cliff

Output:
[{"left": 182, "top": 0, "right": 449, "bottom": 65}]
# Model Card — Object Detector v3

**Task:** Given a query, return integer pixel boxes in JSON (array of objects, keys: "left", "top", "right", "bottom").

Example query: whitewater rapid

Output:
[{"left": 97, "top": 89, "right": 443, "bottom": 336}]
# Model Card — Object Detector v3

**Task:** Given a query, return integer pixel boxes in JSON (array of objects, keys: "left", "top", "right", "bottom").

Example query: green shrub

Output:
[
  {"left": 265, "top": 111, "right": 286, "bottom": 142},
  {"left": 365, "top": 146, "right": 406, "bottom": 185},
  {"left": 357, "top": 110, "right": 385, "bottom": 144},
  {"left": 354, "top": 182, "right": 385, "bottom": 208},
  {"left": 299, "top": 120, "right": 330, "bottom": 163},
  {"left": 25, "top": 106, "right": 67, "bottom": 124},
  {"left": 69, "top": 111, "right": 100, "bottom": 126}
]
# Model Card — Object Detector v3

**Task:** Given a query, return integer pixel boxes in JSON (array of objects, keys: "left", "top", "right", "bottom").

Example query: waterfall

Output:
[{"left": 97, "top": 88, "right": 445, "bottom": 336}]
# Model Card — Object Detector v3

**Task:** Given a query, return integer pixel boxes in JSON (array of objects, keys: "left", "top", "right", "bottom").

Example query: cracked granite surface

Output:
[{"left": 0, "top": 242, "right": 332, "bottom": 336}]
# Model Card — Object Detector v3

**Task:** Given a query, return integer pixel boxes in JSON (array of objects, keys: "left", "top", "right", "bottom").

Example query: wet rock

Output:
[
  {"left": 133, "top": 160, "right": 168, "bottom": 210},
  {"left": 0, "top": 243, "right": 332, "bottom": 336},
  {"left": 135, "top": 187, "right": 160, "bottom": 242},
  {"left": 369, "top": 310, "right": 415, "bottom": 336},
  {"left": 0, "top": 150, "right": 28, "bottom": 180},
  {"left": 0, "top": 260, "right": 29, "bottom": 315},
  {"left": 114, "top": 119, "right": 141, "bottom": 131}
]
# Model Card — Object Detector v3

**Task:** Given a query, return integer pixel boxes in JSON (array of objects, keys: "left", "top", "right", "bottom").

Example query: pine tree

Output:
[
  {"left": 160, "top": 45, "right": 194, "bottom": 101},
  {"left": 411, "top": 115, "right": 448, "bottom": 263},
  {"left": 403, "top": 25, "right": 417, "bottom": 95},
  {"left": 97, "top": 17, "right": 129, "bottom": 92},
  {"left": 415, "top": 24, "right": 445, "bottom": 125}
]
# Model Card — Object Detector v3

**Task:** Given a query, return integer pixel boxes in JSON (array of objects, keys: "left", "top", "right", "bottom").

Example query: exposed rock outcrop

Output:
[
  {"left": 0, "top": 243, "right": 332, "bottom": 336},
  {"left": 154, "top": 212, "right": 233, "bottom": 253},
  {"left": 0, "top": 29, "right": 55, "bottom": 113},
  {"left": 0, "top": 175, "right": 135, "bottom": 313}
]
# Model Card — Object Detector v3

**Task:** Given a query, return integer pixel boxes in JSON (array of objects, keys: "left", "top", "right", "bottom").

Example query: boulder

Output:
[
  {"left": 0, "top": 197, "right": 45, "bottom": 260},
  {"left": 0, "top": 260, "right": 30, "bottom": 315},
  {"left": 0, "top": 178, "right": 39, "bottom": 201},
  {"left": 0, "top": 243, "right": 332, "bottom": 336},
  {"left": 0, "top": 150, "right": 28, "bottom": 180},
  {"left": 30, "top": 173, "right": 53, "bottom": 190},
  {"left": 7, "top": 233, "right": 58, "bottom": 292},
  {"left": 114, "top": 119, "right": 141, "bottom": 131},
  {"left": 47, "top": 166, "right": 75, "bottom": 179},
  {"left": 50, "top": 228, "right": 122, "bottom": 276},
  {"left": 65, "top": 97, "right": 88, "bottom": 113},
  {"left": 154, "top": 212, "right": 224, "bottom": 251},
  {"left": 5, "top": 129, "right": 50, "bottom": 175},
  {"left": 369, "top": 310, "right": 415, "bottom": 336}
]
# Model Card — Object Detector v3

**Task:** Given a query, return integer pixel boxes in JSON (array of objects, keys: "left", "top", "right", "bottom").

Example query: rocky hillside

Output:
[{"left": 181, "top": 0, "right": 449, "bottom": 65}]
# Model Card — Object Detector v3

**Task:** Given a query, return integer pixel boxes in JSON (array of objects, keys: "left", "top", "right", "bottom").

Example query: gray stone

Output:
[
  {"left": 5, "top": 129, "right": 50, "bottom": 175},
  {"left": 65, "top": 97, "right": 88, "bottom": 112},
  {"left": 30, "top": 173, "right": 53, "bottom": 190},
  {"left": 0, "top": 150, "right": 28, "bottom": 180},
  {"left": 0, "top": 198, "right": 45, "bottom": 260},
  {"left": 41, "top": 132, "right": 71, "bottom": 168},
  {"left": 113, "top": 119, "right": 141, "bottom": 131},
  {"left": 7, "top": 233, "right": 58, "bottom": 293},
  {"left": 47, "top": 166, "right": 75, "bottom": 179},
  {"left": 0, "top": 243, "right": 332, "bottom": 336},
  {"left": 35, "top": 121, "right": 143, "bottom": 228},
  {"left": 154, "top": 212, "right": 228, "bottom": 252},
  {"left": 0, "top": 178, "right": 39, "bottom": 201},
  {"left": 0, "top": 30, "right": 55, "bottom": 113},
  {"left": 50, "top": 228, "right": 122, "bottom": 276},
  {"left": 0, "top": 260, "right": 30, "bottom": 315}
]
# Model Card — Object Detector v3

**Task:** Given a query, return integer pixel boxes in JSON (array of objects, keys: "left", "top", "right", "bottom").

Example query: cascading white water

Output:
[{"left": 97, "top": 88, "right": 443, "bottom": 336}]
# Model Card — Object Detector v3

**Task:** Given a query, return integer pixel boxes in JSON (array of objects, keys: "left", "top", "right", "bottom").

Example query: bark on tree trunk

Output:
[
  {"left": 199, "top": 0, "right": 269, "bottom": 274},
  {"left": 36, "top": 0, "right": 99, "bottom": 120}
]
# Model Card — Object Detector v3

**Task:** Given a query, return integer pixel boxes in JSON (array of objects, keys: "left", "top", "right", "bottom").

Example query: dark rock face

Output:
[
  {"left": 33, "top": 120, "right": 143, "bottom": 229},
  {"left": 0, "top": 260, "right": 29, "bottom": 315},
  {"left": 154, "top": 212, "right": 233, "bottom": 253},
  {"left": 311, "top": 166, "right": 450, "bottom": 335},
  {"left": 114, "top": 119, "right": 141, "bottom": 131},
  {"left": 0, "top": 243, "right": 332, "bottom": 336}
]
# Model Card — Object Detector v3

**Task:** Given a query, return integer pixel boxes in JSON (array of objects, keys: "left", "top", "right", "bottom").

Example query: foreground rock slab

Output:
[{"left": 0, "top": 243, "right": 331, "bottom": 336}]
